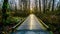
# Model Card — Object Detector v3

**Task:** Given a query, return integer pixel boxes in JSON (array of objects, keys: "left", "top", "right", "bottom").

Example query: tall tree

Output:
[
  {"left": 2, "top": 0, "right": 8, "bottom": 24},
  {"left": 21, "top": 0, "right": 27, "bottom": 11},
  {"left": 47, "top": 0, "right": 52, "bottom": 11},
  {"left": 35, "top": 0, "right": 38, "bottom": 12},
  {"left": 43, "top": 0, "right": 45, "bottom": 13},
  {"left": 52, "top": 0, "right": 55, "bottom": 11},
  {"left": 27, "top": 0, "right": 30, "bottom": 13},
  {"left": 57, "top": 0, "right": 60, "bottom": 8},
  {"left": 39, "top": 0, "right": 41, "bottom": 12},
  {"left": 57, "top": 0, "right": 60, "bottom": 11}
]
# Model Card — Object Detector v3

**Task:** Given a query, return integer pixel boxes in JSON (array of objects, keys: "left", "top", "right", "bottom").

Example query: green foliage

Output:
[
  {"left": 6, "top": 17, "right": 20, "bottom": 24},
  {"left": 5, "top": 16, "right": 26, "bottom": 26}
]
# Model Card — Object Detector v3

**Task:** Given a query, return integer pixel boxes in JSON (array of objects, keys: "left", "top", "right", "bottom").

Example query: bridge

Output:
[{"left": 11, "top": 14, "right": 50, "bottom": 34}]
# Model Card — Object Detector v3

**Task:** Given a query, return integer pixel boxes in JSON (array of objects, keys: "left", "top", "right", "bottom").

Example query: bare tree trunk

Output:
[
  {"left": 52, "top": 0, "right": 55, "bottom": 11},
  {"left": 48, "top": 0, "right": 52, "bottom": 11},
  {"left": 57, "top": 0, "right": 60, "bottom": 11},
  {"left": 57, "top": 0, "right": 60, "bottom": 9},
  {"left": 43, "top": 0, "right": 45, "bottom": 13},
  {"left": 39, "top": 0, "right": 41, "bottom": 12},
  {"left": 35, "top": 0, "right": 38, "bottom": 11},
  {"left": 45, "top": 0, "right": 48, "bottom": 12},
  {"left": 27, "top": 0, "right": 30, "bottom": 13}
]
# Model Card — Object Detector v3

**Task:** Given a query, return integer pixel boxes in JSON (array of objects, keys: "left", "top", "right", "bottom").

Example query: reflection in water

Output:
[
  {"left": 11, "top": 30, "right": 49, "bottom": 34},
  {"left": 25, "top": 31, "right": 36, "bottom": 34}
]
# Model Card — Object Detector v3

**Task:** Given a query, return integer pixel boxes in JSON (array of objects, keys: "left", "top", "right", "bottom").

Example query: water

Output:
[{"left": 11, "top": 30, "right": 50, "bottom": 34}]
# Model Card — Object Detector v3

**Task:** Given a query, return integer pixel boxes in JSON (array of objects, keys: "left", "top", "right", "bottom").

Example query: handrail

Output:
[
  {"left": 38, "top": 18, "right": 49, "bottom": 28},
  {"left": 12, "top": 18, "right": 26, "bottom": 29}
]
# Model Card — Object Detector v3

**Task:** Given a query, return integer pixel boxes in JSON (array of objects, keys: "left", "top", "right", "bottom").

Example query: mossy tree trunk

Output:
[{"left": 2, "top": 0, "right": 8, "bottom": 25}]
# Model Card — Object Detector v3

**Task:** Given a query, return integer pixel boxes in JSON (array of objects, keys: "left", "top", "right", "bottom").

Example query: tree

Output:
[
  {"left": 39, "top": 0, "right": 41, "bottom": 12},
  {"left": 2, "top": 0, "right": 8, "bottom": 24},
  {"left": 47, "top": 0, "right": 52, "bottom": 11},
  {"left": 52, "top": 0, "right": 55, "bottom": 11},
  {"left": 27, "top": 0, "right": 30, "bottom": 14},
  {"left": 57, "top": 0, "right": 60, "bottom": 9},
  {"left": 35, "top": 0, "right": 38, "bottom": 13},
  {"left": 43, "top": 0, "right": 45, "bottom": 13}
]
